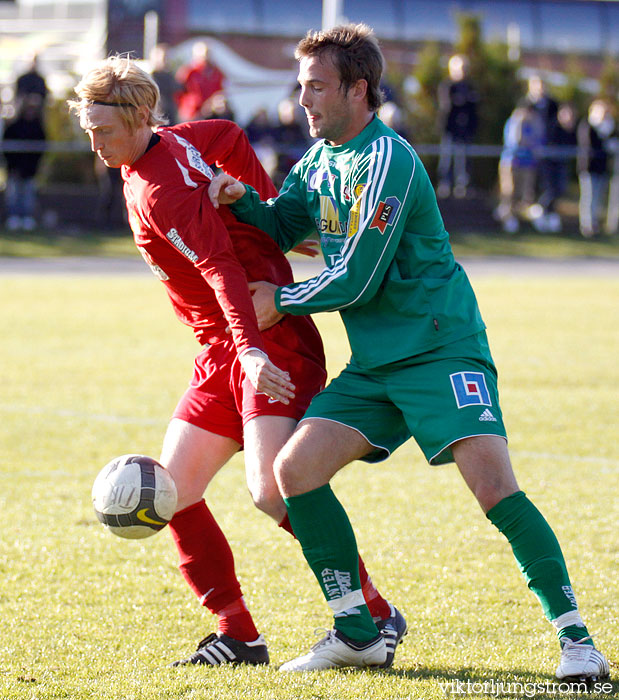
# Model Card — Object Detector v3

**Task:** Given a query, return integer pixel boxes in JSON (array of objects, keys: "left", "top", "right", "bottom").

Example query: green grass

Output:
[
  {"left": 0, "top": 273, "right": 617, "bottom": 699},
  {"left": 1, "top": 227, "right": 619, "bottom": 260},
  {"left": 449, "top": 231, "right": 619, "bottom": 259},
  {"left": 0, "top": 229, "right": 139, "bottom": 258}
]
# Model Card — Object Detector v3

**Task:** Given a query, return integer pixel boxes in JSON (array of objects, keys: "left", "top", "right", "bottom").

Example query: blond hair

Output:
[
  {"left": 68, "top": 55, "right": 167, "bottom": 131},
  {"left": 295, "top": 23, "right": 384, "bottom": 112}
]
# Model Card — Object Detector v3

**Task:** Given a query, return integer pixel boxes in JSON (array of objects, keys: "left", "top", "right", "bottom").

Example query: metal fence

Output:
[{"left": 0, "top": 140, "right": 583, "bottom": 159}]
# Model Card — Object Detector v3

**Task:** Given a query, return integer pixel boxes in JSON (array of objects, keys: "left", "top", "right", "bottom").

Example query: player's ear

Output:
[
  {"left": 351, "top": 78, "right": 368, "bottom": 104},
  {"left": 136, "top": 104, "right": 150, "bottom": 126}
]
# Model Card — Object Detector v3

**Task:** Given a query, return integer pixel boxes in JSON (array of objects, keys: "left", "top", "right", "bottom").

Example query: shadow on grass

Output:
[
  {"left": 0, "top": 228, "right": 134, "bottom": 257},
  {"left": 449, "top": 229, "right": 619, "bottom": 260},
  {"left": 1, "top": 226, "right": 618, "bottom": 260},
  {"left": 380, "top": 664, "right": 617, "bottom": 698}
]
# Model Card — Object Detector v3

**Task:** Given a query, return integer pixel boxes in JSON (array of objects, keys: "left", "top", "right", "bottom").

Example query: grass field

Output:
[
  {"left": 0, "top": 268, "right": 617, "bottom": 699},
  {"left": 0, "top": 227, "right": 619, "bottom": 261}
]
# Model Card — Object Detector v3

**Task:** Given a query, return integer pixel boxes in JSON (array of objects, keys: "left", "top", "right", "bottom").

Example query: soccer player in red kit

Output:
[{"left": 69, "top": 56, "right": 404, "bottom": 668}]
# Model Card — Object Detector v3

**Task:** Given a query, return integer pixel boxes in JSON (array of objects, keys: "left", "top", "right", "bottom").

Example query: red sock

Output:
[
  {"left": 357, "top": 556, "right": 392, "bottom": 620},
  {"left": 216, "top": 597, "right": 259, "bottom": 642},
  {"left": 169, "top": 500, "right": 259, "bottom": 641},
  {"left": 279, "top": 514, "right": 391, "bottom": 620}
]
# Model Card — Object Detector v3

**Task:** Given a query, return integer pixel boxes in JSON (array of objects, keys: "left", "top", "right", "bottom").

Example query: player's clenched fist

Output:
[{"left": 209, "top": 173, "right": 246, "bottom": 208}]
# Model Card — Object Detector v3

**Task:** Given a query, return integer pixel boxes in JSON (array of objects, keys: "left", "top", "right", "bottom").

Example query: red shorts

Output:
[{"left": 172, "top": 316, "right": 326, "bottom": 445}]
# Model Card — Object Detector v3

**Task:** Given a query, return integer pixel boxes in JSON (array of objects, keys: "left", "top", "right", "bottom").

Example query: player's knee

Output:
[
  {"left": 172, "top": 482, "right": 206, "bottom": 513},
  {"left": 272, "top": 448, "right": 297, "bottom": 496},
  {"left": 273, "top": 422, "right": 338, "bottom": 497},
  {"left": 247, "top": 481, "right": 284, "bottom": 521},
  {"left": 475, "top": 484, "right": 508, "bottom": 512},
  {"left": 454, "top": 436, "right": 518, "bottom": 512},
  {"left": 472, "top": 475, "right": 520, "bottom": 512},
  {"left": 273, "top": 447, "right": 317, "bottom": 498}
]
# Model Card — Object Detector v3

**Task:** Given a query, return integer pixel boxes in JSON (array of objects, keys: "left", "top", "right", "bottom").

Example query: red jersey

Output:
[
  {"left": 122, "top": 119, "right": 303, "bottom": 357},
  {"left": 175, "top": 60, "right": 224, "bottom": 121}
]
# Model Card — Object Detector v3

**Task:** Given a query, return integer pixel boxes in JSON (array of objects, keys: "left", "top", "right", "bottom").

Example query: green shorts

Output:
[{"left": 301, "top": 331, "right": 507, "bottom": 465}]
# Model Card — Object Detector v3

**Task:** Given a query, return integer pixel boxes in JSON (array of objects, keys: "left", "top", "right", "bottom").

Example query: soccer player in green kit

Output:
[{"left": 209, "top": 24, "right": 610, "bottom": 679}]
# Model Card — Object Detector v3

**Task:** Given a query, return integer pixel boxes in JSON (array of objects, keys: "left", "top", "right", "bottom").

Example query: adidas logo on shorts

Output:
[{"left": 479, "top": 408, "right": 497, "bottom": 422}]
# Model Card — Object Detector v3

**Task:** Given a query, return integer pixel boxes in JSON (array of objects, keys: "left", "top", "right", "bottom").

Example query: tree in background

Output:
[
  {"left": 406, "top": 13, "right": 520, "bottom": 189},
  {"left": 598, "top": 55, "right": 619, "bottom": 112},
  {"left": 42, "top": 94, "right": 96, "bottom": 185},
  {"left": 552, "top": 55, "right": 589, "bottom": 117},
  {"left": 406, "top": 41, "right": 443, "bottom": 145}
]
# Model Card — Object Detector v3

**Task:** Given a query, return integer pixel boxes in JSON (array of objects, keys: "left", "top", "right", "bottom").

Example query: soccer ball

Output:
[{"left": 92, "top": 454, "right": 177, "bottom": 539}]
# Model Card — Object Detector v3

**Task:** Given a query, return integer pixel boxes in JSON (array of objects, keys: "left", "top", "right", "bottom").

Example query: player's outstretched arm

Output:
[
  {"left": 239, "top": 348, "right": 295, "bottom": 405},
  {"left": 208, "top": 173, "right": 246, "bottom": 209}
]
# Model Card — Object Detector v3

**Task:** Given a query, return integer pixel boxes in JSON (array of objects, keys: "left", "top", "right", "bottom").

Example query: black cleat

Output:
[
  {"left": 376, "top": 604, "right": 408, "bottom": 668},
  {"left": 170, "top": 632, "right": 269, "bottom": 667}
]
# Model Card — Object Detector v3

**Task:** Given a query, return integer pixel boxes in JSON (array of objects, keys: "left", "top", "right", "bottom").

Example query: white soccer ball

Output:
[{"left": 92, "top": 454, "right": 177, "bottom": 539}]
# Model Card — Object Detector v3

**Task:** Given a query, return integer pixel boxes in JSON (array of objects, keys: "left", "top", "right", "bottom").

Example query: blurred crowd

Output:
[
  {"left": 492, "top": 72, "right": 618, "bottom": 236},
  {"left": 432, "top": 54, "right": 618, "bottom": 236},
  {"left": 1, "top": 53, "right": 48, "bottom": 231},
  {"left": 145, "top": 41, "right": 312, "bottom": 190},
  {"left": 1, "top": 42, "right": 618, "bottom": 238}
]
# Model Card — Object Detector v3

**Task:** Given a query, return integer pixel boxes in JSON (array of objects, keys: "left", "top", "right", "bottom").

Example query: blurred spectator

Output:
[
  {"left": 531, "top": 102, "right": 578, "bottom": 233},
  {"left": 199, "top": 93, "right": 237, "bottom": 174},
  {"left": 271, "top": 97, "right": 310, "bottom": 188},
  {"left": 577, "top": 99, "right": 616, "bottom": 237},
  {"left": 201, "top": 91, "right": 235, "bottom": 121},
  {"left": 607, "top": 129, "right": 619, "bottom": 236},
  {"left": 379, "top": 101, "right": 412, "bottom": 142},
  {"left": 94, "top": 158, "right": 126, "bottom": 230},
  {"left": 245, "top": 107, "right": 276, "bottom": 146},
  {"left": 244, "top": 107, "right": 278, "bottom": 178},
  {"left": 16, "top": 53, "right": 49, "bottom": 104},
  {"left": 175, "top": 41, "right": 225, "bottom": 122},
  {"left": 494, "top": 101, "right": 544, "bottom": 233},
  {"left": 379, "top": 78, "right": 399, "bottom": 105},
  {"left": 525, "top": 74, "right": 559, "bottom": 223},
  {"left": 525, "top": 74, "right": 558, "bottom": 135},
  {"left": 606, "top": 145, "right": 619, "bottom": 236},
  {"left": 3, "top": 94, "right": 47, "bottom": 231},
  {"left": 150, "top": 44, "right": 180, "bottom": 125},
  {"left": 524, "top": 74, "right": 559, "bottom": 229},
  {"left": 437, "top": 54, "right": 478, "bottom": 199}
]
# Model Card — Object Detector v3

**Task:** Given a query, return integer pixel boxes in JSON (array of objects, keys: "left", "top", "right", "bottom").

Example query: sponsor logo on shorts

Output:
[
  {"left": 450, "top": 371, "right": 492, "bottom": 408},
  {"left": 479, "top": 408, "right": 497, "bottom": 422}
]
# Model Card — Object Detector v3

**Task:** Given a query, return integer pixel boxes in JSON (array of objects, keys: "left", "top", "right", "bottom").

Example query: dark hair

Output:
[{"left": 295, "top": 23, "right": 384, "bottom": 112}]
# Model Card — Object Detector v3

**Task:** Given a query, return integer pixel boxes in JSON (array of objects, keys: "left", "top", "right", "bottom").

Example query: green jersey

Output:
[{"left": 231, "top": 115, "right": 485, "bottom": 369}]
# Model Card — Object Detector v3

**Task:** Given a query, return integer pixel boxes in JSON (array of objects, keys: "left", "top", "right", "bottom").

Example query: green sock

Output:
[
  {"left": 487, "top": 491, "right": 592, "bottom": 645},
  {"left": 284, "top": 484, "right": 378, "bottom": 642}
]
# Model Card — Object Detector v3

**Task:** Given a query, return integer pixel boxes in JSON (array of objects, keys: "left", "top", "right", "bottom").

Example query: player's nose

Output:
[{"left": 298, "top": 86, "right": 310, "bottom": 109}]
